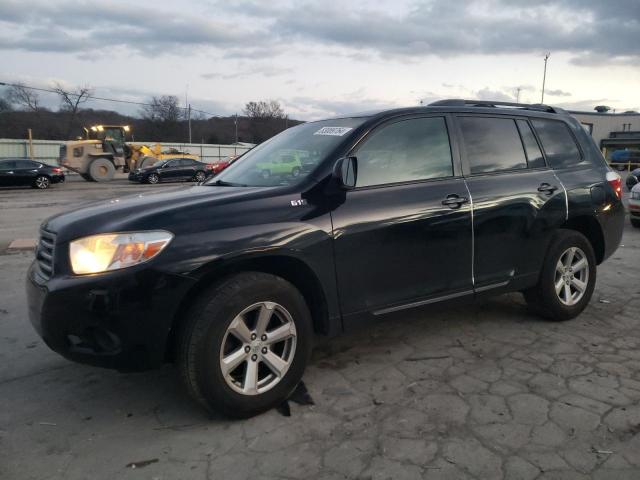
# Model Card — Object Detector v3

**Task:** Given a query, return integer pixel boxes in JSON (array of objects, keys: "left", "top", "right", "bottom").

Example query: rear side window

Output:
[
  {"left": 531, "top": 119, "right": 583, "bottom": 169},
  {"left": 355, "top": 117, "right": 453, "bottom": 187},
  {"left": 516, "top": 120, "right": 545, "bottom": 168},
  {"left": 459, "top": 117, "right": 527, "bottom": 174},
  {"left": 16, "top": 160, "right": 37, "bottom": 168}
]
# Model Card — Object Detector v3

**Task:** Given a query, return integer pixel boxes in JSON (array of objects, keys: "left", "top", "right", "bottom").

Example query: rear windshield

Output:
[{"left": 206, "top": 118, "right": 365, "bottom": 187}]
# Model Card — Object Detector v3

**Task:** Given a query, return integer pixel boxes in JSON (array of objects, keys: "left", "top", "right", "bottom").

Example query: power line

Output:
[{"left": 0, "top": 80, "right": 221, "bottom": 118}]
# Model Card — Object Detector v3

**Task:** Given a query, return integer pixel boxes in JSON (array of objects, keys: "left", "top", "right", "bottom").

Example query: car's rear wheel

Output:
[
  {"left": 177, "top": 272, "right": 312, "bottom": 418},
  {"left": 631, "top": 219, "right": 640, "bottom": 229},
  {"left": 88, "top": 158, "right": 116, "bottom": 182},
  {"left": 33, "top": 175, "right": 50, "bottom": 189},
  {"left": 194, "top": 171, "right": 206, "bottom": 182},
  {"left": 524, "top": 229, "right": 596, "bottom": 321},
  {"left": 146, "top": 173, "right": 159, "bottom": 184}
]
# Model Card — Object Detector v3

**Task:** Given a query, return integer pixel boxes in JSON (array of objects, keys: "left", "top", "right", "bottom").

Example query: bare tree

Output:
[
  {"left": 0, "top": 95, "right": 12, "bottom": 113},
  {"left": 141, "top": 95, "right": 181, "bottom": 123},
  {"left": 7, "top": 83, "right": 41, "bottom": 111},
  {"left": 53, "top": 83, "right": 93, "bottom": 138},
  {"left": 243, "top": 100, "right": 285, "bottom": 119}
]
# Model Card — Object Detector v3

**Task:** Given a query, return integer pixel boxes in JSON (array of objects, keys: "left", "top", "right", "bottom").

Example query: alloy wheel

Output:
[
  {"left": 219, "top": 301, "right": 297, "bottom": 395},
  {"left": 554, "top": 246, "right": 589, "bottom": 306},
  {"left": 35, "top": 176, "right": 50, "bottom": 189},
  {"left": 195, "top": 172, "right": 206, "bottom": 182}
]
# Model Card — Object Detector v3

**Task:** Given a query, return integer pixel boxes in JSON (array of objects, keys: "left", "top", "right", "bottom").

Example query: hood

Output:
[{"left": 43, "top": 185, "right": 273, "bottom": 242}]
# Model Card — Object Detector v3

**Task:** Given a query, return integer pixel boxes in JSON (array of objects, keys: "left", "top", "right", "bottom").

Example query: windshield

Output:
[{"left": 206, "top": 118, "right": 366, "bottom": 187}]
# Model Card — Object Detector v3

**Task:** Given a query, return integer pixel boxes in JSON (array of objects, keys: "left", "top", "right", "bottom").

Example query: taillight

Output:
[
  {"left": 606, "top": 171, "right": 622, "bottom": 199},
  {"left": 52, "top": 167, "right": 62, "bottom": 174},
  {"left": 206, "top": 164, "right": 214, "bottom": 170}
]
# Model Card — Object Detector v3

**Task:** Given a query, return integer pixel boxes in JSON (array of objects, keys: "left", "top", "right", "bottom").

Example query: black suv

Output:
[{"left": 26, "top": 100, "right": 625, "bottom": 417}]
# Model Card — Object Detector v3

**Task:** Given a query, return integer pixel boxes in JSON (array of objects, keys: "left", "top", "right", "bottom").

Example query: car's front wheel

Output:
[
  {"left": 146, "top": 173, "right": 159, "bottom": 184},
  {"left": 524, "top": 229, "right": 596, "bottom": 321},
  {"left": 178, "top": 272, "right": 312, "bottom": 418}
]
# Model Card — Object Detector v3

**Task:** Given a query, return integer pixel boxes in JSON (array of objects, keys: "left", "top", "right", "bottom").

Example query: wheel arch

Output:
[
  {"left": 560, "top": 215, "right": 605, "bottom": 264},
  {"left": 164, "top": 254, "right": 331, "bottom": 362}
]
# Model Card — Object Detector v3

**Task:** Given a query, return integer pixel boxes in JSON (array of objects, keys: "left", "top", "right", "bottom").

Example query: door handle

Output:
[
  {"left": 442, "top": 194, "right": 469, "bottom": 209},
  {"left": 537, "top": 183, "right": 558, "bottom": 195}
]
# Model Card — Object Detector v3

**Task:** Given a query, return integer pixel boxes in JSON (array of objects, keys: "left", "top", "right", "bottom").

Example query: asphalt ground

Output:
[{"left": 1, "top": 177, "right": 639, "bottom": 480}]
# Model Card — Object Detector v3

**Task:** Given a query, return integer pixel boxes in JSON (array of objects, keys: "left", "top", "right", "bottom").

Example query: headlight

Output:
[{"left": 69, "top": 231, "right": 173, "bottom": 275}]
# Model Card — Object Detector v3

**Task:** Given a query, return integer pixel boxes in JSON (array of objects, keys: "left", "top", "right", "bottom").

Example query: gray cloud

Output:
[
  {"left": 545, "top": 89, "right": 572, "bottom": 97},
  {"left": 0, "top": 0, "right": 638, "bottom": 66}
]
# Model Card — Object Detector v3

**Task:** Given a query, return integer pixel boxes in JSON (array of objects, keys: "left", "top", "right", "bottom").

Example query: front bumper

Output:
[
  {"left": 26, "top": 261, "right": 197, "bottom": 371},
  {"left": 127, "top": 172, "right": 144, "bottom": 182}
]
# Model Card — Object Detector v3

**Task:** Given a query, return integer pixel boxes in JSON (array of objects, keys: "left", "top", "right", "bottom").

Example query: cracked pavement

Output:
[{"left": 1, "top": 180, "right": 639, "bottom": 479}]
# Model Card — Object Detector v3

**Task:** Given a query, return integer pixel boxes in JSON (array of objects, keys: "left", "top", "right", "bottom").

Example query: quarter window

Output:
[
  {"left": 516, "top": 120, "right": 546, "bottom": 168},
  {"left": 531, "top": 119, "right": 583, "bottom": 169},
  {"left": 459, "top": 117, "right": 527, "bottom": 174},
  {"left": 355, "top": 117, "right": 453, "bottom": 187}
]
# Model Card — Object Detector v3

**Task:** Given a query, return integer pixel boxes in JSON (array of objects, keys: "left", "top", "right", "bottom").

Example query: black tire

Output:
[
  {"left": 177, "top": 272, "right": 313, "bottom": 418},
  {"left": 194, "top": 170, "right": 206, "bottom": 182},
  {"left": 524, "top": 229, "right": 596, "bottom": 321},
  {"left": 88, "top": 158, "right": 116, "bottom": 182},
  {"left": 631, "top": 219, "right": 640, "bottom": 229},
  {"left": 291, "top": 167, "right": 301, "bottom": 177},
  {"left": 32, "top": 175, "right": 50, "bottom": 189},
  {"left": 146, "top": 173, "right": 160, "bottom": 184}
]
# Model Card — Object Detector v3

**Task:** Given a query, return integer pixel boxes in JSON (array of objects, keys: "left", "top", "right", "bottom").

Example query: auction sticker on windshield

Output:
[{"left": 314, "top": 127, "right": 353, "bottom": 136}]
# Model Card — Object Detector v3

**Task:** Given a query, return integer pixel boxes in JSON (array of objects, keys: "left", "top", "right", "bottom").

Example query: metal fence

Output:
[{"left": 0, "top": 139, "right": 253, "bottom": 165}]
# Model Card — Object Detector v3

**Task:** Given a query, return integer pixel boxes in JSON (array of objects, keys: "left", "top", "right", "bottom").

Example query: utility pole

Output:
[
  {"left": 234, "top": 113, "right": 238, "bottom": 144},
  {"left": 541, "top": 52, "right": 550, "bottom": 104},
  {"left": 188, "top": 104, "right": 192, "bottom": 144}
]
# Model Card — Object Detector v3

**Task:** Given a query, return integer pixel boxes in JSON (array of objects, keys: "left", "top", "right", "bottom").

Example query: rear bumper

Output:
[
  {"left": 26, "top": 261, "right": 197, "bottom": 371},
  {"left": 600, "top": 199, "right": 626, "bottom": 262},
  {"left": 51, "top": 174, "right": 65, "bottom": 184}
]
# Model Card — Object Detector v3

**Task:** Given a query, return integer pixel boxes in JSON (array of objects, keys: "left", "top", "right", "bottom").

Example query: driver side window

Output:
[{"left": 355, "top": 117, "right": 453, "bottom": 187}]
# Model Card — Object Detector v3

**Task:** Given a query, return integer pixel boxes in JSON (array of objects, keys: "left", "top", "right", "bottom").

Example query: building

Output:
[{"left": 569, "top": 109, "right": 640, "bottom": 168}]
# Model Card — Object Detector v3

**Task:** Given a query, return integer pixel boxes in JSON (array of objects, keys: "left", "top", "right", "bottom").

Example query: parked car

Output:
[
  {"left": 206, "top": 155, "right": 239, "bottom": 176},
  {"left": 27, "top": 100, "right": 625, "bottom": 418},
  {"left": 0, "top": 158, "right": 64, "bottom": 189},
  {"left": 629, "top": 183, "right": 640, "bottom": 228},
  {"left": 625, "top": 167, "right": 640, "bottom": 191},
  {"left": 610, "top": 149, "right": 640, "bottom": 171},
  {"left": 128, "top": 157, "right": 210, "bottom": 184},
  {"left": 256, "top": 152, "right": 302, "bottom": 179}
]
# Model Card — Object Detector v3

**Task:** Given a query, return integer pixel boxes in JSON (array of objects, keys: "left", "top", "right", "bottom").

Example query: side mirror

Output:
[{"left": 333, "top": 156, "right": 357, "bottom": 189}]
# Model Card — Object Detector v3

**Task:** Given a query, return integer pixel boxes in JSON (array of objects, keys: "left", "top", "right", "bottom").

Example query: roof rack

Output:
[{"left": 428, "top": 99, "right": 565, "bottom": 114}]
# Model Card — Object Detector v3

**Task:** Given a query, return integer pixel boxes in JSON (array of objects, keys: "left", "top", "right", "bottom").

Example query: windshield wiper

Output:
[{"left": 207, "top": 179, "right": 248, "bottom": 187}]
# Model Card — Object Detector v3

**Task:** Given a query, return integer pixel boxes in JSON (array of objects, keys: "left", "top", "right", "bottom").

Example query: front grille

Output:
[{"left": 36, "top": 229, "right": 56, "bottom": 280}]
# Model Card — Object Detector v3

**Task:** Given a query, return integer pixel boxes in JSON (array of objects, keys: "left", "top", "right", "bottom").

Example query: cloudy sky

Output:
[{"left": 1, "top": 0, "right": 639, "bottom": 119}]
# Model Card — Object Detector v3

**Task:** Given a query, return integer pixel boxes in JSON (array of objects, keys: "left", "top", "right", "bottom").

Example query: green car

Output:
[{"left": 255, "top": 152, "right": 302, "bottom": 179}]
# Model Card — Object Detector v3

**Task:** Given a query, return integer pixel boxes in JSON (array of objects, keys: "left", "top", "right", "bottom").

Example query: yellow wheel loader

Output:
[{"left": 59, "top": 125, "right": 199, "bottom": 182}]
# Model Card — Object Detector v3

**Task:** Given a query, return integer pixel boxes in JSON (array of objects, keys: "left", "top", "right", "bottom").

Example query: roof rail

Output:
[{"left": 428, "top": 99, "right": 566, "bottom": 114}]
